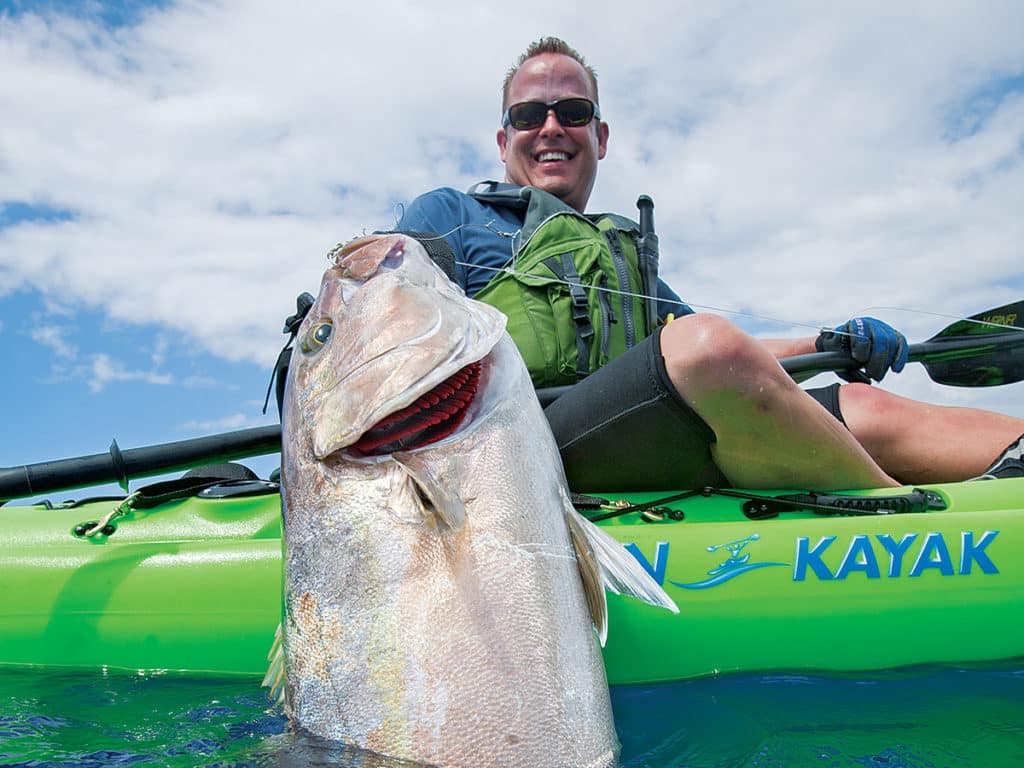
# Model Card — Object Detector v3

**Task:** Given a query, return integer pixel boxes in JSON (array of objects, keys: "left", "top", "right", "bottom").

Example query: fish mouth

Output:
[{"left": 350, "top": 361, "right": 483, "bottom": 456}]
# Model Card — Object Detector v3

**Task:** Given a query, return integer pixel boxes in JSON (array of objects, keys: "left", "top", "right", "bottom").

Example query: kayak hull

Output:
[
  {"left": 2, "top": 478, "right": 1022, "bottom": 684},
  {"left": 601, "top": 484, "right": 1021, "bottom": 684}
]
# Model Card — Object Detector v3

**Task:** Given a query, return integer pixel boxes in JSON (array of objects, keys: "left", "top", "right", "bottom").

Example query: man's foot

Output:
[{"left": 975, "top": 434, "right": 1024, "bottom": 479}]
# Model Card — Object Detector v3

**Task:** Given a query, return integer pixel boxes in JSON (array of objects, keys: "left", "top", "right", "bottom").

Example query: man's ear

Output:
[
  {"left": 597, "top": 120, "right": 609, "bottom": 160},
  {"left": 496, "top": 127, "right": 508, "bottom": 162}
]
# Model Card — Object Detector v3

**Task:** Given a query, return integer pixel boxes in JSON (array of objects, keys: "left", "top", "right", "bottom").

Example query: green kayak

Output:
[{"left": 2, "top": 473, "right": 1021, "bottom": 685}]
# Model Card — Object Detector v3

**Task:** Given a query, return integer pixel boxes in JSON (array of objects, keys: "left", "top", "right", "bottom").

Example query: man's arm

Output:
[
  {"left": 762, "top": 336, "right": 818, "bottom": 358},
  {"left": 655, "top": 279, "right": 694, "bottom": 321},
  {"left": 394, "top": 188, "right": 470, "bottom": 289}
]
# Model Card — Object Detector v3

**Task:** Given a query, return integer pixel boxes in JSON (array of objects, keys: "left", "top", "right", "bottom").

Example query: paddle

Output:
[
  {"left": 3, "top": 301, "right": 1022, "bottom": 501},
  {"left": 0, "top": 426, "right": 282, "bottom": 502},
  {"left": 536, "top": 300, "right": 1024, "bottom": 406},
  {"left": 781, "top": 299, "right": 1024, "bottom": 386}
]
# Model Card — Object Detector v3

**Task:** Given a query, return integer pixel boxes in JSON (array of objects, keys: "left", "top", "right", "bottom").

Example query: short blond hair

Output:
[{"left": 501, "top": 37, "right": 599, "bottom": 111}]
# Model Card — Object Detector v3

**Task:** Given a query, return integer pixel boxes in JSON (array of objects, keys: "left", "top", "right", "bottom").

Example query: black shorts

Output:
[
  {"left": 805, "top": 382, "right": 846, "bottom": 426},
  {"left": 543, "top": 328, "right": 847, "bottom": 491},
  {"left": 543, "top": 326, "right": 728, "bottom": 492}
]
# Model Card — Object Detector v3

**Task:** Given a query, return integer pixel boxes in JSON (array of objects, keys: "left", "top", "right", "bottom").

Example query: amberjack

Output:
[{"left": 271, "top": 233, "right": 677, "bottom": 767}]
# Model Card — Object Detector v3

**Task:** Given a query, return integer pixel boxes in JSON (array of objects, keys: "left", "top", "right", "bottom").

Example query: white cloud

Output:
[
  {"left": 150, "top": 334, "right": 168, "bottom": 369},
  {"left": 181, "top": 374, "right": 223, "bottom": 389},
  {"left": 87, "top": 352, "right": 172, "bottom": 392},
  {"left": 30, "top": 324, "right": 78, "bottom": 358},
  {"left": 1, "top": 0, "right": 1022, "bottom": 421},
  {"left": 178, "top": 412, "right": 274, "bottom": 432}
]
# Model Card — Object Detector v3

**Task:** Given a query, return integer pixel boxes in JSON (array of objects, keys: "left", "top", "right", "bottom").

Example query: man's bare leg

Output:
[
  {"left": 838, "top": 383, "right": 1024, "bottom": 483},
  {"left": 660, "top": 315, "right": 898, "bottom": 490}
]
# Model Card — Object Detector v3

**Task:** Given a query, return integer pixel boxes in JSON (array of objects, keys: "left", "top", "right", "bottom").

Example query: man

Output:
[{"left": 397, "top": 37, "right": 1024, "bottom": 491}]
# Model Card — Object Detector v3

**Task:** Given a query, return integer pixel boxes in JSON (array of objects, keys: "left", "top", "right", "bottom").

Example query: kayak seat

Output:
[{"left": 182, "top": 463, "right": 259, "bottom": 482}]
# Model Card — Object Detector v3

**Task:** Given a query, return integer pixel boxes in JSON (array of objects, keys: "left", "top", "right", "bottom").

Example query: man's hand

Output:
[{"left": 816, "top": 317, "right": 908, "bottom": 383}]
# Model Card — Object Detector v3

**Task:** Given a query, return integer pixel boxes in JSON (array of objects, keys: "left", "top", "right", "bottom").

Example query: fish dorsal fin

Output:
[
  {"left": 566, "top": 507, "right": 609, "bottom": 646},
  {"left": 566, "top": 501, "right": 680, "bottom": 646}
]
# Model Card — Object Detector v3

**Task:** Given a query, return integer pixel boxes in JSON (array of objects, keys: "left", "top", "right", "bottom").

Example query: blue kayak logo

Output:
[
  {"left": 625, "top": 535, "right": 788, "bottom": 590},
  {"left": 624, "top": 529, "right": 1000, "bottom": 589}
]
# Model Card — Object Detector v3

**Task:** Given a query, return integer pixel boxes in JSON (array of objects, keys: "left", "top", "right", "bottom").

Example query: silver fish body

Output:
[{"left": 279, "top": 234, "right": 675, "bottom": 767}]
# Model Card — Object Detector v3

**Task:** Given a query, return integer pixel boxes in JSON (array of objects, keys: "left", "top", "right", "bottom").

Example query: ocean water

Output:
[{"left": 1, "top": 664, "right": 1022, "bottom": 767}]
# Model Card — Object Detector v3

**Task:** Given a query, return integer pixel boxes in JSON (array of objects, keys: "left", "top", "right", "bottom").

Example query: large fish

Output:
[{"left": 272, "top": 233, "right": 678, "bottom": 767}]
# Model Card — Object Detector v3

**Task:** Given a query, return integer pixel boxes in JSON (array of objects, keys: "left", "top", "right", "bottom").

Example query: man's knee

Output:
[
  {"left": 659, "top": 314, "right": 784, "bottom": 393},
  {"left": 660, "top": 314, "right": 754, "bottom": 373},
  {"left": 837, "top": 382, "right": 915, "bottom": 444}
]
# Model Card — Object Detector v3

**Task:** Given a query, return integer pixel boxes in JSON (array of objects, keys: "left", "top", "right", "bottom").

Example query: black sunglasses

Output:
[{"left": 501, "top": 98, "right": 601, "bottom": 131}]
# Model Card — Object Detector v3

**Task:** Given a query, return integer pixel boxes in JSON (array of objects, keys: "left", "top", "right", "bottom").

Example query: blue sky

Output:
[
  {"left": 0, "top": 0, "right": 165, "bottom": 26},
  {"left": 2, "top": 1, "right": 1023, "bottom": 503}
]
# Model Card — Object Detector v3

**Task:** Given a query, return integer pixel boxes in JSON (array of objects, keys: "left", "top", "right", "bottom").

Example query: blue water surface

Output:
[{"left": 1, "top": 664, "right": 1022, "bottom": 767}]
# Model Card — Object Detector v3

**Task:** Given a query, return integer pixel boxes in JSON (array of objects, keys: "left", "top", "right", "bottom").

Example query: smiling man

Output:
[
  {"left": 395, "top": 37, "right": 1024, "bottom": 491},
  {"left": 496, "top": 50, "right": 608, "bottom": 214}
]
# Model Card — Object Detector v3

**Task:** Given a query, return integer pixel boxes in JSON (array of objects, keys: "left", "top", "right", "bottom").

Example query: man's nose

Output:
[{"left": 538, "top": 109, "right": 564, "bottom": 135}]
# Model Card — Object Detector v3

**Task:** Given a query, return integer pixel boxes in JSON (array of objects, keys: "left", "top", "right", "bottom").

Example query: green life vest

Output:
[{"left": 470, "top": 182, "right": 658, "bottom": 387}]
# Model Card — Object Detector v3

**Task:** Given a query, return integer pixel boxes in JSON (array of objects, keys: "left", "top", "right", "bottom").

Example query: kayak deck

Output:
[{"left": 1, "top": 478, "right": 1022, "bottom": 684}]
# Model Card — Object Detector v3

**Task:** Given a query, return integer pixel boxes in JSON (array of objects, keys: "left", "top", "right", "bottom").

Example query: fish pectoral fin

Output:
[
  {"left": 568, "top": 505, "right": 680, "bottom": 619},
  {"left": 262, "top": 622, "right": 288, "bottom": 711},
  {"left": 567, "top": 508, "right": 609, "bottom": 645},
  {"left": 396, "top": 460, "right": 466, "bottom": 530}
]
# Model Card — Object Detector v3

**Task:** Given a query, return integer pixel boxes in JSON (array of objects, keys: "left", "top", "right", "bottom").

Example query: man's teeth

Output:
[{"left": 538, "top": 151, "right": 570, "bottom": 162}]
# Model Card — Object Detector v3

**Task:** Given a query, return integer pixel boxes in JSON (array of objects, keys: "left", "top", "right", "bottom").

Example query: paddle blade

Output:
[{"left": 922, "top": 301, "right": 1024, "bottom": 387}]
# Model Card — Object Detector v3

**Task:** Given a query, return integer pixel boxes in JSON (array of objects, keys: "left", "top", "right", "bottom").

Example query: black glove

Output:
[{"left": 816, "top": 317, "right": 908, "bottom": 383}]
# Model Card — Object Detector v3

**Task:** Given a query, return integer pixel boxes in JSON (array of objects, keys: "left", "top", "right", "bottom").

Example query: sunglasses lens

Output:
[
  {"left": 554, "top": 99, "right": 594, "bottom": 126},
  {"left": 506, "top": 99, "right": 597, "bottom": 130},
  {"left": 508, "top": 102, "right": 548, "bottom": 130}
]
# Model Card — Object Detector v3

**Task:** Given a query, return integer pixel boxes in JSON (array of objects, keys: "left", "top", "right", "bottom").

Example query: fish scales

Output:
[{"left": 279, "top": 233, "right": 675, "bottom": 767}]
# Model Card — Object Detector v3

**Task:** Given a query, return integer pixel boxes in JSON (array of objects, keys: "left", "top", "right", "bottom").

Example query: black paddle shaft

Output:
[
  {"left": 4, "top": 303, "right": 1022, "bottom": 500},
  {"left": 0, "top": 425, "right": 281, "bottom": 501},
  {"left": 782, "top": 333, "right": 1024, "bottom": 382}
]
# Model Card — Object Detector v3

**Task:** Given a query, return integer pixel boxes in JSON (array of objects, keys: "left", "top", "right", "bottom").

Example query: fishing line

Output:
[
  {"left": 837, "top": 306, "right": 1023, "bottom": 333},
  {"left": 410, "top": 223, "right": 833, "bottom": 332},
  {"left": 407, "top": 220, "right": 519, "bottom": 241},
  {"left": 465, "top": 225, "right": 1022, "bottom": 336},
  {"left": 351, "top": 223, "right": 1024, "bottom": 337},
  {"left": 418, "top": 223, "right": 994, "bottom": 337}
]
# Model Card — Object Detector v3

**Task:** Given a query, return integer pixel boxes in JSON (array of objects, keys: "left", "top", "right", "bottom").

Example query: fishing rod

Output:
[
  {"left": 2, "top": 300, "right": 1022, "bottom": 501},
  {"left": 635, "top": 194, "right": 660, "bottom": 337}
]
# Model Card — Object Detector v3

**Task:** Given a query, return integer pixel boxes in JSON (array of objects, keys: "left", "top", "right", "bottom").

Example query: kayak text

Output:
[
  {"left": 792, "top": 530, "right": 999, "bottom": 580},
  {"left": 625, "top": 530, "right": 1000, "bottom": 588}
]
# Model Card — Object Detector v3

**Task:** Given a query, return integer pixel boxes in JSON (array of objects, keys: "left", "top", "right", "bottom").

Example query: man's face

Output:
[{"left": 497, "top": 52, "right": 608, "bottom": 213}]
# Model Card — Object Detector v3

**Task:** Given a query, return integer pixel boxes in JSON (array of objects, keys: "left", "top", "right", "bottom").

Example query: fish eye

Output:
[
  {"left": 380, "top": 250, "right": 404, "bottom": 271},
  {"left": 301, "top": 321, "right": 333, "bottom": 353}
]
